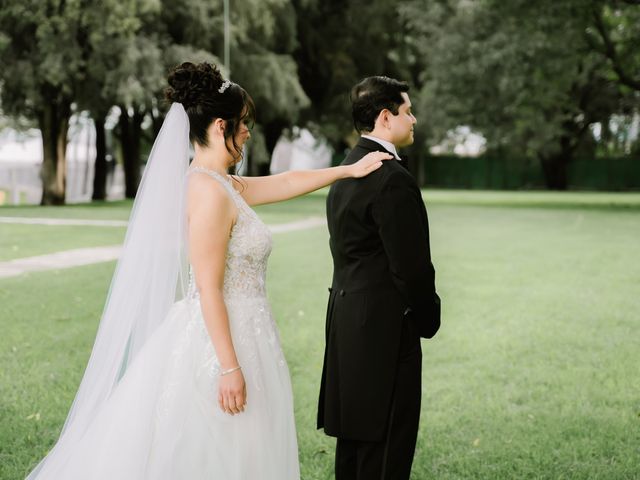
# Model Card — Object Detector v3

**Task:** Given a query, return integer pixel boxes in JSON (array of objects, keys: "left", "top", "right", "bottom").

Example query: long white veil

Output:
[{"left": 26, "top": 103, "right": 191, "bottom": 478}]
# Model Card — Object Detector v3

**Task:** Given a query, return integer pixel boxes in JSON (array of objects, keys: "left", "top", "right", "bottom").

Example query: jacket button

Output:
[{"left": 339, "top": 289, "right": 345, "bottom": 296}]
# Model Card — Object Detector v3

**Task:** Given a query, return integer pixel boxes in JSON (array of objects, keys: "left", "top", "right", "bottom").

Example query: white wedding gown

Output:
[{"left": 34, "top": 168, "right": 300, "bottom": 479}]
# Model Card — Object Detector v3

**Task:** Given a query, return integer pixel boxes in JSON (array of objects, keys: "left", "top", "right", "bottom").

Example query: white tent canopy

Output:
[{"left": 270, "top": 127, "right": 333, "bottom": 174}]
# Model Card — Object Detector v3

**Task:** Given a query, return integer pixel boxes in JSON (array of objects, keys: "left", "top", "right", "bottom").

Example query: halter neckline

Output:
[{"left": 188, "top": 166, "right": 235, "bottom": 185}]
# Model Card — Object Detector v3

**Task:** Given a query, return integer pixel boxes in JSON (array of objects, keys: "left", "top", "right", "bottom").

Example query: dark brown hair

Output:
[
  {"left": 165, "top": 62, "right": 255, "bottom": 156},
  {"left": 351, "top": 76, "right": 409, "bottom": 134}
]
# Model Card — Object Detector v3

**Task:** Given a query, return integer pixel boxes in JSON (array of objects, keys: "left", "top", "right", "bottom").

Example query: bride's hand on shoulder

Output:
[
  {"left": 349, "top": 151, "right": 393, "bottom": 178},
  {"left": 218, "top": 368, "right": 247, "bottom": 415}
]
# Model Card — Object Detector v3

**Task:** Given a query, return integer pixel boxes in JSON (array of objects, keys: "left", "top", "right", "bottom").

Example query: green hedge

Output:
[{"left": 420, "top": 155, "right": 640, "bottom": 190}]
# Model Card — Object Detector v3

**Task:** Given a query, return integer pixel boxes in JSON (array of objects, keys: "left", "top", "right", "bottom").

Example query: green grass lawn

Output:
[
  {"left": 0, "top": 224, "right": 127, "bottom": 262},
  {"left": 1, "top": 191, "right": 639, "bottom": 479},
  {"left": 0, "top": 200, "right": 134, "bottom": 220},
  {"left": 0, "top": 194, "right": 328, "bottom": 262}
]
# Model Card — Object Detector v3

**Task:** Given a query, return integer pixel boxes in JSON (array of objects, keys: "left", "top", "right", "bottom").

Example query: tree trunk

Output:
[
  {"left": 539, "top": 154, "right": 568, "bottom": 190},
  {"left": 119, "top": 106, "right": 144, "bottom": 198},
  {"left": 539, "top": 135, "right": 577, "bottom": 190},
  {"left": 263, "top": 120, "right": 287, "bottom": 156},
  {"left": 539, "top": 137, "right": 573, "bottom": 190},
  {"left": 259, "top": 120, "right": 289, "bottom": 176},
  {"left": 149, "top": 108, "right": 164, "bottom": 138},
  {"left": 92, "top": 116, "right": 108, "bottom": 201},
  {"left": 404, "top": 134, "right": 427, "bottom": 185},
  {"left": 39, "top": 98, "right": 71, "bottom": 205}
]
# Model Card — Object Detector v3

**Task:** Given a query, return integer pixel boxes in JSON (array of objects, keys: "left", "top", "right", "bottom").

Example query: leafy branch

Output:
[{"left": 588, "top": 4, "right": 640, "bottom": 91}]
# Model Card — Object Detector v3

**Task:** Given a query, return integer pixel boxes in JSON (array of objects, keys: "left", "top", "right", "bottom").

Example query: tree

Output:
[
  {"left": 402, "top": 0, "right": 639, "bottom": 189},
  {"left": 292, "top": 0, "right": 422, "bottom": 150},
  {"left": 228, "top": 0, "right": 310, "bottom": 174},
  {"left": 587, "top": 1, "right": 640, "bottom": 156},
  {"left": 588, "top": 0, "right": 640, "bottom": 93},
  {"left": 84, "top": 0, "right": 220, "bottom": 198},
  {"left": 73, "top": 1, "right": 161, "bottom": 200},
  {"left": 110, "top": 0, "right": 307, "bottom": 193},
  {"left": 0, "top": 0, "right": 147, "bottom": 204}
]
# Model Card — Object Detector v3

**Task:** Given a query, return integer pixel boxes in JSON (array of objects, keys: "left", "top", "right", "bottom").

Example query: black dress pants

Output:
[{"left": 335, "top": 319, "right": 422, "bottom": 480}]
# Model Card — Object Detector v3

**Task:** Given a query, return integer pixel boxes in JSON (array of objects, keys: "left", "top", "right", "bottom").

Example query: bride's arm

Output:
[
  {"left": 235, "top": 151, "right": 392, "bottom": 206},
  {"left": 187, "top": 175, "right": 246, "bottom": 415}
]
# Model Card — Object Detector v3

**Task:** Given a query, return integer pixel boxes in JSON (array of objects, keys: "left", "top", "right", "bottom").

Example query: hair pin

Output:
[{"left": 218, "top": 80, "right": 232, "bottom": 94}]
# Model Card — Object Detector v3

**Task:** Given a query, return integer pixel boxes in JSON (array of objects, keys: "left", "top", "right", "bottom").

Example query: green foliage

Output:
[
  {"left": 151, "top": 0, "right": 308, "bottom": 127},
  {"left": 588, "top": 1, "right": 640, "bottom": 92},
  {"left": 0, "top": 0, "right": 148, "bottom": 115},
  {"left": 3, "top": 0, "right": 638, "bottom": 196},
  {"left": 293, "top": 0, "right": 422, "bottom": 146},
  {"left": 230, "top": 1, "right": 309, "bottom": 142},
  {"left": 0, "top": 0, "right": 310, "bottom": 203},
  {"left": 237, "top": 54, "right": 310, "bottom": 124},
  {"left": 243, "top": 124, "right": 271, "bottom": 172},
  {"left": 112, "top": 0, "right": 310, "bottom": 183},
  {"left": 0, "top": 0, "right": 162, "bottom": 203},
  {"left": 401, "top": 0, "right": 639, "bottom": 188},
  {"left": 232, "top": 0, "right": 289, "bottom": 48}
]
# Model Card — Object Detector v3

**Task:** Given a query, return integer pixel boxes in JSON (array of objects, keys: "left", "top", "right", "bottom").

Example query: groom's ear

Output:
[{"left": 377, "top": 109, "right": 392, "bottom": 130}]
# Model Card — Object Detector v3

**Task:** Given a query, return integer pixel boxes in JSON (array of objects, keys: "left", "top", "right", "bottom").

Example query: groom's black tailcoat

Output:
[{"left": 318, "top": 137, "right": 441, "bottom": 446}]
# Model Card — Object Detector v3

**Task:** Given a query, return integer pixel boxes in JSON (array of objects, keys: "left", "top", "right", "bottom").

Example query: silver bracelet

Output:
[{"left": 220, "top": 365, "right": 242, "bottom": 376}]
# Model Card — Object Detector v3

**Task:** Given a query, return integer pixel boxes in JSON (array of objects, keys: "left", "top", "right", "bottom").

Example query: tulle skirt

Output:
[{"left": 33, "top": 296, "right": 300, "bottom": 479}]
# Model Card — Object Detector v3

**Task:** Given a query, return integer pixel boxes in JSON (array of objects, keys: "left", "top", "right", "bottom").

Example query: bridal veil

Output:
[{"left": 27, "top": 103, "right": 190, "bottom": 478}]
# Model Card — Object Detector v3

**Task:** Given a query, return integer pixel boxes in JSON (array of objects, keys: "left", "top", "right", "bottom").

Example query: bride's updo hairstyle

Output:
[{"left": 165, "top": 62, "right": 255, "bottom": 155}]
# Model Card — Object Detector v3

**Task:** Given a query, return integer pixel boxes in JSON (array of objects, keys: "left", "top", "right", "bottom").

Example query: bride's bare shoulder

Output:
[{"left": 186, "top": 173, "right": 236, "bottom": 218}]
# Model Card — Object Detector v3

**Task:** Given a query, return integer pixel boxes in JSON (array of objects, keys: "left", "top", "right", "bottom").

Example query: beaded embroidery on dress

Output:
[
  {"left": 33, "top": 167, "right": 300, "bottom": 479},
  {"left": 184, "top": 167, "right": 289, "bottom": 392}
]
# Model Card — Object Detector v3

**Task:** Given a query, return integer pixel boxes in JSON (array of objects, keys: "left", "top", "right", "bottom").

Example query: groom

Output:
[{"left": 317, "top": 76, "right": 441, "bottom": 479}]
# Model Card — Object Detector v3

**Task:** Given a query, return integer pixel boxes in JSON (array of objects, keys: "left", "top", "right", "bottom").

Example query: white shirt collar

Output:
[{"left": 361, "top": 135, "right": 401, "bottom": 160}]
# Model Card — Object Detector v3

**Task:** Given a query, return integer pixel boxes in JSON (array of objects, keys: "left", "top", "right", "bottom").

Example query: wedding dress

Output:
[{"left": 31, "top": 167, "right": 300, "bottom": 479}]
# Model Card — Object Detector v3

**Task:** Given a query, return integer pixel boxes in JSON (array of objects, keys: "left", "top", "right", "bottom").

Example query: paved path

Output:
[
  {"left": 0, "top": 216, "right": 326, "bottom": 278},
  {"left": 0, "top": 246, "right": 124, "bottom": 278},
  {"left": 0, "top": 217, "right": 129, "bottom": 227}
]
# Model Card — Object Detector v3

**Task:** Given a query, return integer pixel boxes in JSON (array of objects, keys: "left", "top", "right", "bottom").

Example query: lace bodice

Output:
[{"left": 186, "top": 167, "right": 273, "bottom": 301}]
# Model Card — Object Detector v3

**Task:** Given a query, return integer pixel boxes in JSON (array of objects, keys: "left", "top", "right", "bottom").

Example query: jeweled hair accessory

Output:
[{"left": 218, "top": 80, "right": 232, "bottom": 94}]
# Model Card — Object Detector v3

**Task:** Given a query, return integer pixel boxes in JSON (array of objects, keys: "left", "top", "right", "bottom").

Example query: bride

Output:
[{"left": 25, "top": 62, "right": 390, "bottom": 479}]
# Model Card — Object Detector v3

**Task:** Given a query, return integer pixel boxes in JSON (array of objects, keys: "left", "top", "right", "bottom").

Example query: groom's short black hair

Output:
[{"left": 351, "top": 76, "right": 410, "bottom": 134}]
